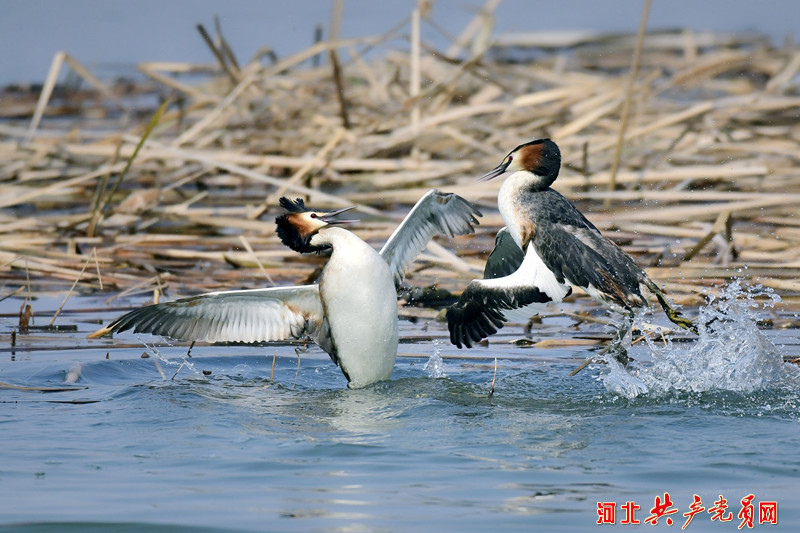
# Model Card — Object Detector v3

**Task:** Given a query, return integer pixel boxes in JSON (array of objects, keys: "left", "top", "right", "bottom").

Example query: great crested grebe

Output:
[
  {"left": 446, "top": 138, "right": 695, "bottom": 356},
  {"left": 90, "top": 189, "right": 481, "bottom": 388}
]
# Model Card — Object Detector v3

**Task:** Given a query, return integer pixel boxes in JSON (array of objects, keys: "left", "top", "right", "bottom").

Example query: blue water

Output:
[{"left": 1, "top": 288, "right": 799, "bottom": 531}]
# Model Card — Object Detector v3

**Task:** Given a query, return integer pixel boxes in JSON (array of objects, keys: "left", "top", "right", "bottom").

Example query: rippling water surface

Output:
[{"left": 2, "top": 285, "right": 799, "bottom": 531}]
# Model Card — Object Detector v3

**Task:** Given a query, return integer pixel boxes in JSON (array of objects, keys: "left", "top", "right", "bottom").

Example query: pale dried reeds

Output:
[{"left": 2, "top": 9, "right": 800, "bottom": 316}]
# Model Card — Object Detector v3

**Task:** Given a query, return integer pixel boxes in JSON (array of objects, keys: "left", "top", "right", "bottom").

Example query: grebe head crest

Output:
[
  {"left": 478, "top": 138, "right": 561, "bottom": 189},
  {"left": 276, "top": 198, "right": 357, "bottom": 253}
]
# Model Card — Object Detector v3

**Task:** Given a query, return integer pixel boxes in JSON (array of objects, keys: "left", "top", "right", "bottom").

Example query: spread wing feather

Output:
[
  {"left": 447, "top": 245, "right": 571, "bottom": 348},
  {"left": 446, "top": 278, "right": 551, "bottom": 349},
  {"left": 88, "top": 285, "right": 332, "bottom": 351},
  {"left": 379, "top": 189, "right": 481, "bottom": 287}
]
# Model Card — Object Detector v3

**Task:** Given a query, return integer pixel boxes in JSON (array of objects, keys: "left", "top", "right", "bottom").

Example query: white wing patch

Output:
[
  {"left": 500, "top": 242, "right": 570, "bottom": 323},
  {"left": 486, "top": 243, "right": 569, "bottom": 322},
  {"left": 521, "top": 242, "right": 571, "bottom": 303},
  {"left": 500, "top": 303, "right": 549, "bottom": 323},
  {"left": 447, "top": 243, "right": 573, "bottom": 348},
  {"left": 476, "top": 243, "right": 569, "bottom": 298}
]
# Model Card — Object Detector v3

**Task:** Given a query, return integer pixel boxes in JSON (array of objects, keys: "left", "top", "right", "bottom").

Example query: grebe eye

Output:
[
  {"left": 507, "top": 156, "right": 513, "bottom": 163},
  {"left": 310, "top": 213, "right": 317, "bottom": 218}
]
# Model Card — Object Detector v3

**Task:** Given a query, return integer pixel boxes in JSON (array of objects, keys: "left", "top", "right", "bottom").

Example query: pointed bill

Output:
[
  {"left": 320, "top": 206, "right": 358, "bottom": 225},
  {"left": 478, "top": 162, "right": 508, "bottom": 182}
]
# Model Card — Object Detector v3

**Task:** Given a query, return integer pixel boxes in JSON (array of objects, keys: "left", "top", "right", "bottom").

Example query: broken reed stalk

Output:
[
  {"left": 327, "top": 0, "right": 350, "bottom": 129},
  {"left": 410, "top": 7, "right": 421, "bottom": 157},
  {"left": 197, "top": 23, "right": 240, "bottom": 84},
  {"left": 489, "top": 357, "right": 497, "bottom": 397},
  {"left": 87, "top": 141, "right": 122, "bottom": 237},
  {"left": 63, "top": 53, "right": 122, "bottom": 107},
  {"left": 24, "top": 51, "right": 66, "bottom": 143},
  {"left": 0, "top": 287, "right": 25, "bottom": 303},
  {"left": 96, "top": 95, "right": 172, "bottom": 226},
  {"left": 171, "top": 360, "right": 186, "bottom": 380},
  {"left": 446, "top": 0, "right": 503, "bottom": 57},
  {"left": 329, "top": 49, "right": 351, "bottom": 129},
  {"left": 238, "top": 235, "right": 274, "bottom": 284},
  {"left": 683, "top": 210, "right": 732, "bottom": 261},
  {"left": 214, "top": 15, "right": 241, "bottom": 72},
  {"left": 605, "top": 0, "right": 651, "bottom": 207},
  {"left": 104, "top": 275, "right": 164, "bottom": 305},
  {"left": 293, "top": 347, "right": 302, "bottom": 390},
  {"left": 312, "top": 25, "right": 324, "bottom": 67},
  {"left": 568, "top": 355, "right": 595, "bottom": 377},
  {"left": 154, "top": 357, "right": 167, "bottom": 380},
  {"left": 18, "top": 259, "right": 33, "bottom": 333},
  {"left": 49, "top": 249, "right": 93, "bottom": 326},
  {"left": 266, "top": 126, "right": 348, "bottom": 206}
]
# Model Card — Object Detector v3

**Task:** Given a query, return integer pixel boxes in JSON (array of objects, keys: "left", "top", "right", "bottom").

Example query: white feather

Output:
[
  {"left": 379, "top": 189, "right": 480, "bottom": 285},
  {"left": 469, "top": 243, "right": 570, "bottom": 323}
]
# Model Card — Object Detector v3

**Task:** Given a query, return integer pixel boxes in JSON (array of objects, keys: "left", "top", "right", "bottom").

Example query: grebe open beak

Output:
[
  {"left": 478, "top": 162, "right": 509, "bottom": 182},
  {"left": 320, "top": 206, "right": 358, "bottom": 225}
]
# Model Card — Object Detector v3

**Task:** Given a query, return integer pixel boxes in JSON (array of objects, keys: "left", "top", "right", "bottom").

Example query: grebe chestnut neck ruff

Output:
[{"left": 447, "top": 138, "right": 696, "bottom": 358}]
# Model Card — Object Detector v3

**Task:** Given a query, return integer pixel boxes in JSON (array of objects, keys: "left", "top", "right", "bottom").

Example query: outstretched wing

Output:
[
  {"left": 446, "top": 279, "right": 551, "bottom": 349},
  {"left": 483, "top": 227, "right": 525, "bottom": 279},
  {"left": 88, "top": 285, "right": 332, "bottom": 351},
  {"left": 447, "top": 244, "right": 571, "bottom": 348},
  {"left": 379, "top": 189, "right": 481, "bottom": 286}
]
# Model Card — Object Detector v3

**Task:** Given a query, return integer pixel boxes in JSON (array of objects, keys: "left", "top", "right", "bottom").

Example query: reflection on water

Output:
[{"left": 1, "top": 295, "right": 800, "bottom": 530}]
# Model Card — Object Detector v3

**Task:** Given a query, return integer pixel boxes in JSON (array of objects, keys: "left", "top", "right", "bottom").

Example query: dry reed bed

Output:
[{"left": 1, "top": 18, "right": 800, "bottom": 323}]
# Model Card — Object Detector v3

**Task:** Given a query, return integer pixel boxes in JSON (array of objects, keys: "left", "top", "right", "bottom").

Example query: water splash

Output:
[
  {"left": 603, "top": 280, "right": 800, "bottom": 398},
  {"left": 423, "top": 340, "right": 447, "bottom": 378},
  {"left": 65, "top": 361, "right": 82, "bottom": 383},
  {"left": 141, "top": 338, "right": 198, "bottom": 380}
]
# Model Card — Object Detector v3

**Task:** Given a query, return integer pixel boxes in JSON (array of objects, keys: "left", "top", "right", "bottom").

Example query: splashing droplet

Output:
[
  {"left": 603, "top": 280, "right": 800, "bottom": 398},
  {"left": 424, "top": 340, "right": 447, "bottom": 378}
]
